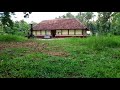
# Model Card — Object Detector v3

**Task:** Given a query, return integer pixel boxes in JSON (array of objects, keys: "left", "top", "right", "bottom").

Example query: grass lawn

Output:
[{"left": 0, "top": 35, "right": 120, "bottom": 78}]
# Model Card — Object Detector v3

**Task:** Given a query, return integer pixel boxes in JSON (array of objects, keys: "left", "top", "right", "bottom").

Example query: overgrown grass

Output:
[
  {"left": 0, "top": 34, "right": 27, "bottom": 42},
  {"left": 1, "top": 35, "right": 120, "bottom": 78},
  {"left": 61, "top": 36, "right": 120, "bottom": 50}
]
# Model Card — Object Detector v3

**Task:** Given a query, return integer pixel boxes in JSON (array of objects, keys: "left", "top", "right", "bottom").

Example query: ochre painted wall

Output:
[
  {"left": 56, "top": 30, "right": 61, "bottom": 35},
  {"left": 76, "top": 30, "right": 82, "bottom": 35},
  {"left": 33, "top": 31, "right": 41, "bottom": 36},
  {"left": 33, "top": 31, "right": 36, "bottom": 36},
  {"left": 36, "top": 31, "right": 40, "bottom": 35},
  {"left": 41, "top": 30, "right": 45, "bottom": 35},
  {"left": 69, "top": 30, "right": 74, "bottom": 35},
  {"left": 46, "top": 30, "right": 51, "bottom": 35},
  {"left": 33, "top": 30, "right": 86, "bottom": 36},
  {"left": 56, "top": 30, "right": 83, "bottom": 35},
  {"left": 33, "top": 30, "right": 51, "bottom": 36},
  {"left": 62, "top": 30, "right": 68, "bottom": 35}
]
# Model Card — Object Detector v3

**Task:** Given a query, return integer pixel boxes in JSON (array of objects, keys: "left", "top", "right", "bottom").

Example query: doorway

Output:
[{"left": 51, "top": 30, "right": 56, "bottom": 38}]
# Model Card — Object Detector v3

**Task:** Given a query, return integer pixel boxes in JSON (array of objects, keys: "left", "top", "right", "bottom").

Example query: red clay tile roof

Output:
[{"left": 33, "top": 18, "right": 88, "bottom": 30}]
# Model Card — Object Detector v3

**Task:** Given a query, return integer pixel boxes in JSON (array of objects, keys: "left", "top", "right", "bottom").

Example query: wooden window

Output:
[
  {"left": 62, "top": 30, "right": 68, "bottom": 35},
  {"left": 82, "top": 30, "right": 83, "bottom": 35},
  {"left": 69, "top": 30, "right": 74, "bottom": 35},
  {"left": 45, "top": 30, "right": 47, "bottom": 35},
  {"left": 47, "top": 30, "right": 51, "bottom": 35},
  {"left": 33, "top": 31, "right": 35, "bottom": 35},
  {"left": 35, "top": 31, "right": 36, "bottom": 35},
  {"left": 41, "top": 30, "right": 45, "bottom": 35},
  {"left": 40, "top": 30, "right": 41, "bottom": 35},
  {"left": 56, "top": 30, "right": 61, "bottom": 35},
  {"left": 76, "top": 30, "right": 82, "bottom": 35}
]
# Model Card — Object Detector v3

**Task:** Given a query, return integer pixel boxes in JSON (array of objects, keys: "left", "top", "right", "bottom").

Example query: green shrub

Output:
[
  {"left": 0, "top": 35, "right": 27, "bottom": 42},
  {"left": 87, "top": 36, "right": 120, "bottom": 50}
]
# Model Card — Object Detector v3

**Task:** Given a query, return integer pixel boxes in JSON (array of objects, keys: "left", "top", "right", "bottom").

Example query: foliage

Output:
[
  {"left": 0, "top": 34, "right": 27, "bottom": 42},
  {"left": 56, "top": 12, "right": 74, "bottom": 19},
  {"left": 96, "top": 12, "right": 113, "bottom": 35},
  {"left": 0, "top": 20, "right": 30, "bottom": 36},
  {"left": 13, "top": 20, "right": 30, "bottom": 36},
  {"left": 111, "top": 13, "right": 120, "bottom": 35},
  {"left": 0, "top": 12, "right": 14, "bottom": 28},
  {"left": 0, "top": 12, "right": 31, "bottom": 34}
]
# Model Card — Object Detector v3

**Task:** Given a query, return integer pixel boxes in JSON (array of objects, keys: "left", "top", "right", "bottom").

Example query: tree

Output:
[
  {"left": 56, "top": 12, "right": 75, "bottom": 19},
  {"left": 96, "top": 12, "right": 113, "bottom": 35},
  {"left": 65, "top": 12, "right": 74, "bottom": 18},
  {"left": 30, "top": 21, "right": 37, "bottom": 26},
  {"left": 0, "top": 12, "right": 31, "bottom": 34},
  {"left": 75, "top": 12, "right": 96, "bottom": 34},
  {"left": 75, "top": 12, "right": 86, "bottom": 23},
  {"left": 12, "top": 20, "right": 30, "bottom": 36},
  {"left": 83, "top": 12, "right": 95, "bottom": 31},
  {"left": 1, "top": 12, "right": 14, "bottom": 28},
  {"left": 87, "top": 21, "right": 97, "bottom": 35},
  {"left": 111, "top": 12, "right": 120, "bottom": 35}
]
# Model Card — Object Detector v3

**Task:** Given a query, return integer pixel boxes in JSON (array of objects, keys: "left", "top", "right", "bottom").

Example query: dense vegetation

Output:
[
  {"left": 0, "top": 12, "right": 33, "bottom": 37},
  {"left": 0, "top": 20, "right": 31, "bottom": 37},
  {"left": 0, "top": 35, "right": 120, "bottom": 78},
  {"left": 0, "top": 34, "right": 27, "bottom": 42}
]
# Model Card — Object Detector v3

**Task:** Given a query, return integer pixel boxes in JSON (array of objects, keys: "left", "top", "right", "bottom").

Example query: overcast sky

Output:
[{"left": 11, "top": 12, "right": 97, "bottom": 23}]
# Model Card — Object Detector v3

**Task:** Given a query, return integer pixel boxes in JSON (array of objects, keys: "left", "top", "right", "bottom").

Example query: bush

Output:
[
  {"left": 89, "top": 36, "right": 120, "bottom": 50},
  {"left": 0, "top": 34, "right": 27, "bottom": 42}
]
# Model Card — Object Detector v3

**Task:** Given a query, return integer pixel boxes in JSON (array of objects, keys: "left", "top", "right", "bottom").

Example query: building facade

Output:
[{"left": 32, "top": 18, "right": 89, "bottom": 38}]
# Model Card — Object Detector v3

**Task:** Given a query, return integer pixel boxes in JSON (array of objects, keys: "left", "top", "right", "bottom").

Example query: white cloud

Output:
[{"left": 11, "top": 12, "right": 98, "bottom": 23}]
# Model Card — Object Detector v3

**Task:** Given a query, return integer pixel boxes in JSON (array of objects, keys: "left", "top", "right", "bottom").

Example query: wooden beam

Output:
[
  {"left": 82, "top": 30, "right": 83, "bottom": 35},
  {"left": 30, "top": 24, "right": 33, "bottom": 36},
  {"left": 68, "top": 30, "right": 69, "bottom": 35},
  {"left": 45, "top": 30, "right": 47, "bottom": 35},
  {"left": 74, "top": 29, "right": 76, "bottom": 35},
  {"left": 35, "top": 31, "right": 36, "bottom": 36},
  {"left": 40, "top": 30, "right": 41, "bottom": 35}
]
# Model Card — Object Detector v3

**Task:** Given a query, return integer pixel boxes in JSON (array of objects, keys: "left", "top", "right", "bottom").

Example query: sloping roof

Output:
[{"left": 33, "top": 18, "right": 88, "bottom": 30}]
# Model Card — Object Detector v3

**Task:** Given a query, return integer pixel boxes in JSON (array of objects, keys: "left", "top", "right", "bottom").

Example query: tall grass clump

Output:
[
  {"left": 61, "top": 37, "right": 86, "bottom": 45},
  {"left": 87, "top": 36, "right": 120, "bottom": 50},
  {"left": 0, "top": 34, "right": 27, "bottom": 42}
]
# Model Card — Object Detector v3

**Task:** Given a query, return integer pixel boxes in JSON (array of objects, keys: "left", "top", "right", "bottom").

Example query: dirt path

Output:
[{"left": 0, "top": 41, "right": 69, "bottom": 57}]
